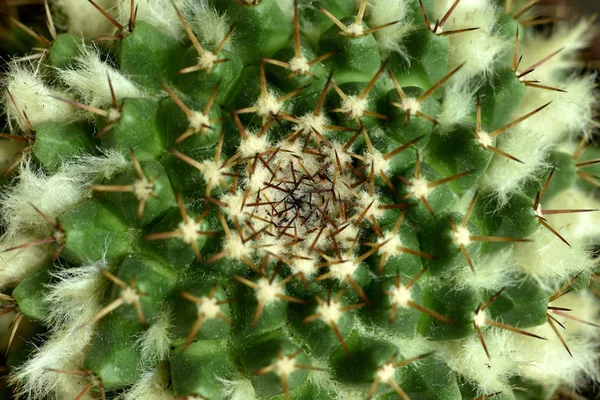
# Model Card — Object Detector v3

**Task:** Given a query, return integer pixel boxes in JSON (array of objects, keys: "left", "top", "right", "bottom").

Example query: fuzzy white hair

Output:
[
  {"left": 57, "top": 45, "right": 142, "bottom": 109},
  {"left": 10, "top": 262, "right": 108, "bottom": 399},
  {"left": 544, "top": 187, "right": 600, "bottom": 240},
  {"left": 511, "top": 228, "right": 596, "bottom": 290},
  {"left": 0, "top": 151, "right": 128, "bottom": 239},
  {"left": 53, "top": 0, "right": 118, "bottom": 38},
  {"left": 434, "top": 80, "right": 477, "bottom": 129},
  {"left": 138, "top": 305, "right": 173, "bottom": 365},
  {"left": 117, "top": 363, "right": 175, "bottom": 400},
  {"left": 3, "top": 63, "right": 77, "bottom": 132},
  {"left": 116, "top": 0, "right": 185, "bottom": 39},
  {"left": 366, "top": 0, "right": 412, "bottom": 58},
  {"left": 432, "top": 0, "right": 509, "bottom": 80},
  {"left": 0, "top": 233, "right": 51, "bottom": 289},
  {"left": 519, "top": 19, "right": 597, "bottom": 84},
  {"left": 219, "top": 376, "right": 258, "bottom": 400},
  {"left": 184, "top": 0, "right": 233, "bottom": 51}
]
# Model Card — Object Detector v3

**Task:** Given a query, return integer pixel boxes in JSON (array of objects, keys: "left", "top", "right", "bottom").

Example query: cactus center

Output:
[
  {"left": 477, "top": 131, "right": 493, "bottom": 148},
  {"left": 53, "top": 230, "right": 66, "bottom": 245},
  {"left": 240, "top": 133, "right": 271, "bottom": 159},
  {"left": 198, "top": 51, "right": 218, "bottom": 70},
  {"left": 377, "top": 363, "right": 396, "bottom": 382},
  {"left": 453, "top": 225, "right": 472, "bottom": 246},
  {"left": 133, "top": 177, "right": 154, "bottom": 201},
  {"left": 106, "top": 108, "right": 121, "bottom": 122},
  {"left": 178, "top": 219, "right": 202, "bottom": 244},
  {"left": 290, "top": 254, "right": 318, "bottom": 277},
  {"left": 197, "top": 296, "right": 221, "bottom": 319},
  {"left": 409, "top": 178, "right": 430, "bottom": 198},
  {"left": 296, "top": 112, "right": 327, "bottom": 135},
  {"left": 430, "top": 23, "right": 444, "bottom": 35},
  {"left": 390, "top": 284, "right": 412, "bottom": 308},
  {"left": 198, "top": 160, "right": 225, "bottom": 186},
  {"left": 289, "top": 56, "right": 311, "bottom": 74},
  {"left": 344, "top": 23, "right": 365, "bottom": 37},
  {"left": 222, "top": 234, "right": 253, "bottom": 260},
  {"left": 330, "top": 259, "right": 360, "bottom": 281},
  {"left": 402, "top": 98, "right": 421, "bottom": 114},
  {"left": 377, "top": 233, "right": 404, "bottom": 257},
  {"left": 274, "top": 355, "right": 297, "bottom": 376},
  {"left": 120, "top": 286, "right": 140, "bottom": 304},
  {"left": 473, "top": 309, "right": 487, "bottom": 327},
  {"left": 357, "top": 192, "right": 384, "bottom": 220},
  {"left": 189, "top": 111, "right": 211, "bottom": 132},
  {"left": 256, "top": 92, "right": 282, "bottom": 117},
  {"left": 341, "top": 95, "right": 368, "bottom": 119},
  {"left": 317, "top": 300, "right": 344, "bottom": 324},
  {"left": 255, "top": 278, "right": 284, "bottom": 303}
]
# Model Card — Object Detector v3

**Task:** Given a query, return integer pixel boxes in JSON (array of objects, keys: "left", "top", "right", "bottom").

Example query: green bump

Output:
[
  {"left": 239, "top": 335, "right": 311, "bottom": 398},
  {"left": 97, "top": 98, "right": 166, "bottom": 160},
  {"left": 59, "top": 199, "right": 132, "bottom": 265},
  {"left": 226, "top": 0, "right": 293, "bottom": 62},
  {"left": 12, "top": 266, "right": 51, "bottom": 322},
  {"left": 143, "top": 206, "right": 211, "bottom": 269},
  {"left": 319, "top": 18, "right": 382, "bottom": 84},
  {"left": 418, "top": 280, "right": 480, "bottom": 340},
  {"left": 100, "top": 159, "right": 176, "bottom": 226},
  {"left": 171, "top": 339, "right": 236, "bottom": 399},
  {"left": 427, "top": 123, "right": 494, "bottom": 194},
  {"left": 478, "top": 67, "right": 527, "bottom": 131},
  {"left": 486, "top": 276, "right": 549, "bottom": 328},
  {"left": 49, "top": 33, "right": 83, "bottom": 69},
  {"left": 388, "top": 28, "right": 450, "bottom": 89},
  {"left": 33, "top": 121, "right": 95, "bottom": 172},
  {"left": 117, "top": 21, "right": 187, "bottom": 91},
  {"left": 84, "top": 313, "right": 144, "bottom": 390}
]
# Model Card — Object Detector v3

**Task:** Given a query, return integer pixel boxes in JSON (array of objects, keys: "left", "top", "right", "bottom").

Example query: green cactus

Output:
[{"left": 1, "top": 0, "right": 599, "bottom": 399}]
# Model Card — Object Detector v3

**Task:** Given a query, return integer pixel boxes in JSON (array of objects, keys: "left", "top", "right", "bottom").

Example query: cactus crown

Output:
[{"left": 0, "top": 0, "right": 599, "bottom": 399}]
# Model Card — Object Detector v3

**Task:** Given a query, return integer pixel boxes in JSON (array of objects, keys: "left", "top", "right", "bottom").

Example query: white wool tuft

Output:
[
  {"left": 482, "top": 74, "right": 596, "bottom": 198},
  {"left": 435, "top": 81, "right": 477, "bottom": 129},
  {"left": 138, "top": 306, "right": 173, "bottom": 364},
  {"left": 0, "top": 151, "right": 128, "bottom": 239},
  {"left": 550, "top": 290, "right": 600, "bottom": 337},
  {"left": 544, "top": 187, "right": 600, "bottom": 240},
  {"left": 366, "top": 0, "right": 412, "bottom": 57},
  {"left": 117, "top": 364, "right": 175, "bottom": 400},
  {"left": 0, "top": 233, "right": 51, "bottom": 289},
  {"left": 44, "top": 262, "right": 109, "bottom": 329},
  {"left": 432, "top": 0, "right": 508, "bottom": 80},
  {"left": 54, "top": 0, "right": 118, "bottom": 38},
  {"left": 10, "top": 262, "right": 107, "bottom": 400},
  {"left": 454, "top": 247, "right": 515, "bottom": 292},
  {"left": 185, "top": 1, "right": 232, "bottom": 51},
  {"left": 515, "top": 323, "right": 600, "bottom": 387},
  {"left": 218, "top": 376, "right": 257, "bottom": 400},
  {"left": 510, "top": 228, "right": 596, "bottom": 290},
  {"left": 3, "top": 63, "right": 77, "bottom": 132},
  {"left": 116, "top": 0, "right": 185, "bottom": 39},
  {"left": 519, "top": 19, "right": 596, "bottom": 84},
  {"left": 434, "top": 330, "right": 525, "bottom": 395},
  {"left": 58, "top": 45, "right": 142, "bottom": 109}
]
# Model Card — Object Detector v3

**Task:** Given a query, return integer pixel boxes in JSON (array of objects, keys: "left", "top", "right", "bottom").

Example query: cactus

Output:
[{"left": 1, "top": 0, "right": 600, "bottom": 399}]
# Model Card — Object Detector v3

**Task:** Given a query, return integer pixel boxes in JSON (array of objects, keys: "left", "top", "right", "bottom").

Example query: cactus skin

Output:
[{"left": 1, "top": 1, "right": 600, "bottom": 400}]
